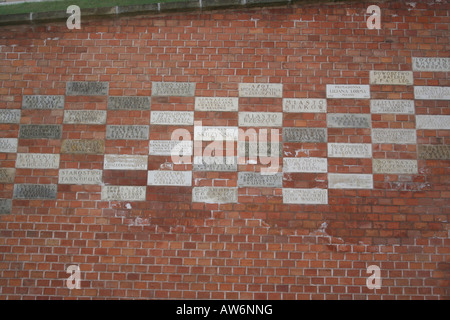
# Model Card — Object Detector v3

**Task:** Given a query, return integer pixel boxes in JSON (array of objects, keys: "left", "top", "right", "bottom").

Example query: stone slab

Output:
[
  {"left": 61, "top": 139, "right": 105, "bottom": 154},
  {"left": 282, "top": 188, "right": 328, "bottom": 205},
  {"left": 104, "top": 155, "right": 148, "bottom": 170},
  {"left": 412, "top": 57, "right": 450, "bottom": 72},
  {"left": 194, "top": 126, "right": 239, "bottom": 141},
  {"left": 147, "top": 171, "right": 192, "bottom": 186},
  {"left": 0, "top": 110, "right": 21, "bottom": 123},
  {"left": 192, "top": 187, "right": 238, "bottom": 204},
  {"left": 369, "top": 71, "right": 414, "bottom": 85},
  {"left": 150, "top": 111, "right": 194, "bottom": 126},
  {"left": 0, "top": 199, "right": 12, "bottom": 214},
  {"left": 239, "top": 112, "right": 283, "bottom": 127},
  {"left": 372, "top": 159, "right": 418, "bottom": 174},
  {"left": 327, "top": 143, "right": 372, "bottom": 158},
  {"left": 106, "top": 125, "right": 149, "bottom": 140},
  {"left": 152, "top": 82, "right": 196, "bottom": 97},
  {"left": 418, "top": 145, "right": 450, "bottom": 160},
  {"left": 372, "top": 129, "right": 417, "bottom": 144},
  {"left": 237, "top": 172, "right": 283, "bottom": 188},
  {"left": 63, "top": 110, "right": 107, "bottom": 125},
  {"left": 283, "top": 98, "right": 327, "bottom": 113},
  {"left": 58, "top": 169, "right": 103, "bottom": 185},
  {"left": 22, "top": 95, "right": 64, "bottom": 109},
  {"left": 108, "top": 96, "right": 151, "bottom": 110},
  {"left": 0, "top": 168, "right": 15, "bottom": 183},
  {"left": 414, "top": 86, "right": 450, "bottom": 100},
  {"left": 328, "top": 174, "right": 374, "bottom": 189},
  {"left": 19, "top": 125, "right": 62, "bottom": 139},
  {"left": 16, "top": 153, "right": 60, "bottom": 169},
  {"left": 0, "top": 138, "right": 18, "bottom": 153},
  {"left": 149, "top": 140, "right": 193, "bottom": 156},
  {"left": 283, "top": 128, "right": 327, "bottom": 143},
  {"left": 195, "top": 97, "right": 239, "bottom": 112},
  {"left": 283, "top": 157, "right": 328, "bottom": 173},
  {"left": 66, "top": 81, "right": 109, "bottom": 96},
  {"left": 101, "top": 186, "right": 147, "bottom": 201},
  {"left": 326, "top": 85, "right": 371, "bottom": 99},
  {"left": 237, "top": 141, "right": 283, "bottom": 159},
  {"left": 416, "top": 115, "right": 450, "bottom": 130},
  {"left": 193, "top": 156, "right": 237, "bottom": 172},
  {"left": 13, "top": 184, "right": 58, "bottom": 199},
  {"left": 327, "top": 114, "right": 371, "bottom": 128},
  {"left": 239, "top": 83, "right": 283, "bottom": 98},
  {"left": 370, "top": 100, "right": 415, "bottom": 114}
]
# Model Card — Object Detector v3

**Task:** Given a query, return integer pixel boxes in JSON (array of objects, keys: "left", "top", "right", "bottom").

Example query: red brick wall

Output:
[{"left": 0, "top": 0, "right": 449, "bottom": 299}]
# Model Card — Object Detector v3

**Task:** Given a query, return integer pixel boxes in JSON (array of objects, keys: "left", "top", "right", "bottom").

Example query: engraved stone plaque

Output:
[
  {"left": 147, "top": 171, "right": 192, "bottom": 186},
  {"left": 152, "top": 82, "right": 196, "bottom": 97},
  {"left": 237, "top": 141, "right": 283, "bottom": 158},
  {"left": 412, "top": 57, "right": 450, "bottom": 72},
  {"left": 0, "top": 138, "right": 18, "bottom": 153},
  {"left": 328, "top": 174, "right": 373, "bottom": 189},
  {"left": 0, "top": 110, "right": 21, "bottom": 123},
  {"left": 101, "top": 186, "right": 147, "bottom": 201},
  {"left": 0, "top": 168, "right": 15, "bottom": 184},
  {"left": 370, "top": 100, "right": 415, "bottom": 114},
  {"left": 283, "top": 99, "right": 327, "bottom": 113},
  {"left": 13, "top": 184, "right": 58, "bottom": 199},
  {"left": 282, "top": 188, "right": 328, "bottom": 205},
  {"left": 19, "top": 125, "right": 62, "bottom": 139},
  {"left": 369, "top": 71, "right": 414, "bottom": 85},
  {"left": 63, "top": 110, "right": 107, "bottom": 125},
  {"left": 0, "top": 199, "right": 12, "bottom": 214},
  {"left": 327, "top": 114, "right": 371, "bottom": 128},
  {"left": 106, "top": 125, "right": 149, "bottom": 140},
  {"left": 416, "top": 115, "right": 450, "bottom": 130},
  {"left": 195, "top": 97, "right": 239, "bottom": 112},
  {"left": 328, "top": 143, "right": 372, "bottom": 158},
  {"left": 104, "top": 155, "right": 148, "bottom": 170},
  {"left": 372, "top": 129, "right": 417, "bottom": 144},
  {"left": 58, "top": 169, "right": 103, "bottom": 185},
  {"left": 16, "top": 153, "right": 60, "bottom": 169},
  {"left": 372, "top": 159, "right": 418, "bottom": 174},
  {"left": 194, "top": 126, "right": 239, "bottom": 141},
  {"left": 237, "top": 172, "right": 283, "bottom": 188},
  {"left": 192, "top": 187, "right": 238, "bottom": 203},
  {"left": 193, "top": 157, "right": 237, "bottom": 172},
  {"left": 414, "top": 86, "right": 450, "bottom": 100},
  {"left": 66, "top": 82, "right": 109, "bottom": 96},
  {"left": 61, "top": 139, "right": 105, "bottom": 154},
  {"left": 22, "top": 95, "right": 64, "bottom": 109},
  {"left": 239, "top": 112, "right": 283, "bottom": 127},
  {"left": 326, "top": 85, "right": 371, "bottom": 99},
  {"left": 283, "top": 128, "right": 327, "bottom": 143},
  {"left": 239, "top": 83, "right": 283, "bottom": 98},
  {"left": 283, "top": 158, "right": 328, "bottom": 173},
  {"left": 108, "top": 96, "right": 151, "bottom": 110},
  {"left": 150, "top": 111, "right": 194, "bottom": 126},
  {"left": 418, "top": 145, "right": 450, "bottom": 160},
  {"left": 149, "top": 140, "right": 193, "bottom": 156}
]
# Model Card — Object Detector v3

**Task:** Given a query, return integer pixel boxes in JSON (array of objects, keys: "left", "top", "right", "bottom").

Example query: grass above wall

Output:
[{"left": 0, "top": 0, "right": 187, "bottom": 15}]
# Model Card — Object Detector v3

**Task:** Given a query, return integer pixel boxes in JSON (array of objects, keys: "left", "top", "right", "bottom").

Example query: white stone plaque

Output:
[
  {"left": 22, "top": 95, "right": 65, "bottom": 109},
  {"left": 328, "top": 174, "right": 374, "bottom": 189},
  {"left": 327, "top": 114, "right": 371, "bottom": 128},
  {"left": 416, "top": 115, "right": 450, "bottom": 130},
  {"left": 370, "top": 100, "right": 415, "bottom": 114},
  {"left": 147, "top": 171, "right": 192, "bottom": 186},
  {"left": 0, "top": 138, "right": 18, "bottom": 153},
  {"left": 412, "top": 57, "right": 450, "bottom": 72},
  {"left": 283, "top": 188, "right": 328, "bottom": 205},
  {"left": 369, "top": 71, "right": 414, "bottom": 85},
  {"left": 326, "top": 85, "right": 371, "bottom": 99},
  {"left": 414, "top": 86, "right": 450, "bottom": 100},
  {"left": 283, "top": 158, "right": 328, "bottom": 173},
  {"left": 106, "top": 125, "right": 149, "bottom": 140},
  {"left": 104, "top": 155, "right": 148, "bottom": 170},
  {"left": 283, "top": 99, "right": 327, "bottom": 113},
  {"left": 16, "top": 153, "right": 60, "bottom": 169},
  {"left": 149, "top": 140, "right": 193, "bottom": 156},
  {"left": 327, "top": 143, "right": 372, "bottom": 158},
  {"left": 66, "top": 82, "right": 109, "bottom": 96},
  {"left": 63, "top": 110, "right": 107, "bottom": 125},
  {"left": 0, "top": 110, "right": 21, "bottom": 123},
  {"left": 58, "top": 169, "right": 103, "bottom": 185},
  {"left": 237, "top": 172, "right": 283, "bottom": 188},
  {"left": 195, "top": 97, "right": 239, "bottom": 112},
  {"left": 239, "top": 112, "right": 283, "bottom": 127},
  {"left": 150, "top": 111, "right": 194, "bottom": 126},
  {"left": 372, "top": 159, "right": 418, "bottom": 174},
  {"left": 101, "top": 186, "right": 147, "bottom": 201},
  {"left": 239, "top": 83, "right": 283, "bottom": 98},
  {"left": 193, "top": 156, "right": 237, "bottom": 172},
  {"left": 152, "top": 82, "right": 196, "bottom": 97},
  {"left": 194, "top": 126, "right": 239, "bottom": 141},
  {"left": 372, "top": 129, "right": 417, "bottom": 144},
  {"left": 192, "top": 187, "right": 238, "bottom": 204}
]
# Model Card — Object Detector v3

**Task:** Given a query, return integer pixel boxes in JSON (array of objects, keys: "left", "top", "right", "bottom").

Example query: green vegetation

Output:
[{"left": 0, "top": 0, "right": 187, "bottom": 15}]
